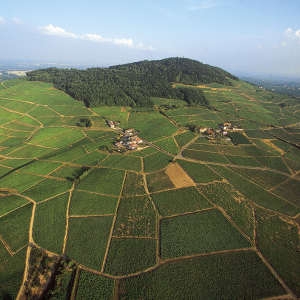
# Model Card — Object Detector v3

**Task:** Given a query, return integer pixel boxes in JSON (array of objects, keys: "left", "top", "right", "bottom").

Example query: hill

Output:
[
  {"left": 0, "top": 72, "right": 300, "bottom": 299},
  {"left": 26, "top": 57, "right": 238, "bottom": 108}
]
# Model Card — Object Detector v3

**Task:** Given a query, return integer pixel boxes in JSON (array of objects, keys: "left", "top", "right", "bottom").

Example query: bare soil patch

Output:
[{"left": 165, "top": 162, "right": 195, "bottom": 188}]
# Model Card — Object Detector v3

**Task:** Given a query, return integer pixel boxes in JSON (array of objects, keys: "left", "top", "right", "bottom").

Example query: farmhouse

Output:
[
  {"left": 135, "top": 137, "right": 143, "bottom": 144},
  {"left": 107, "top": 120, "right": 115, "bottom": 128},
  {"left": 115, "top": 141, "right": 123, "bottom": 147},
  {"left": 128, "top": 143, "right": 137, "bottom": 150},
  {"left": 124, "top": 140, "right": 136, "bottom": 145},
  {"left": 199, "top": 126, "right": 207, "bottom": 133},
  {"left": 125, "top": 128, "right": 135, "bottom": 134},
  {"left": 221, "top": 122, "right": 243, "bottom": 132},
  {"left": 222, "top": 122, "right": 232, "bottom": 130},
  {"left": 232, "top": 127, "right": 244, "bottom": 132}
]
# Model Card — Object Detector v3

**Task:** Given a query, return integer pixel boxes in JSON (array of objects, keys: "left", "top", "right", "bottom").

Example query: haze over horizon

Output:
[{"left": 1, "top": 0, "right": 300, "bottom": 76}]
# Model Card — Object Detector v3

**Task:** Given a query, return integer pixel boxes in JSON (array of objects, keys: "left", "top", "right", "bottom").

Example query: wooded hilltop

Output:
[{"left": 26, "top": 57, "right": 239, "bottom": 108}]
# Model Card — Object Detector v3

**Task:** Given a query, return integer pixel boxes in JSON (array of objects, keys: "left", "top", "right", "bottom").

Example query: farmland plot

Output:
[
  {"left": 174, "top": 130, "right": 196, "bottom": 148},
  {"left": 99, "top": 154, "right": 142, "bottom": 172},
  {"left": 104, "top": 238, "right": 157, "bottom": 276},
  {"left": 70, "top": 191, "right": 118, "bottom": 216},
  {"left": 0, "top": 246, "right": 27, "bottom": 300},
  {"left": 76, "top": 168, "right": 125, "bottom": 196},
  {"left": 151, "top": 186, "right": 212, "bottom": 217},
  {"left": 154, "top": 137, "right": 179, "bottom": 155},
  {"left": 182, "top": 149, "right": 230, "bottom": 164},
  {"left": 145, "top": 169, "right": 175, "bottom": 193},
  {"left": 160, "top": 209, "right": 252, "bottom": 259},
  {"left": 256, "top": 208, "right": 300, "bottom": 297},
  {"left": 272, "top": 178, "right": 300, "bottom": 206},
  {"left": 229, "top": 167, "right": 290, "bottom": 190},
  {"left": 66, "top": 216, "right": 114, "bottom": 271},
  {"left": 0, "top": 172, "right": 44, "bottom": 193},
  {"left": 121, "top": 171, "right": 147, "bottom": 196},
  {"left": 0, "top": 194, "right": 29, "bottom": 216},
  {"left": 33, "top": 193, "right": 69, "bottom": 254},
  {"left": 225, "top": 155, "right": 263, "bottom": 167},
  {"left": 18, "top": 160, "right": 62, "bottom": 175},
  {"left": 72, "top": 151, "right": 107, "bottom": 166},
  {"left": 119, "top": 251, "right": 285, "bottom": 300},
  {"left": 41, "top": 146, "right": 87, "bottom": 162},
  {"left": 0, "top": 203, "right": 33, "bottom": 252},
  {"left": 113, "top": 196, "right": 157, "bottom": 238},
  {"left": 6, "top": 145, "right": 54, "bottom": 158},
  {"left": 23, "top": 178, "right": 72, "bottom": 203},
  {"left": 75, "top": 270, "right": 115, "bottom": 300},
  {"left": 177, "top": 160, "right": 222, "bottom": 183},
  {"left": 143, "top": 151, "right": 172, "bottom": 173},
  {"left": 211, "top": 165, "right": 300, "bottom": 216},
  {"left": 199, "top": 182, "right": 255, "bottom": 240}
]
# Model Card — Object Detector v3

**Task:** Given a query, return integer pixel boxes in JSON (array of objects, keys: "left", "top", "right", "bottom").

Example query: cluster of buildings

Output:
[
  {"left": 114, "top": 128, "right": 143, "bottom": 150},
  {"left": 199, "top": 123, "right": 243, "bottom": 136},
  {"left": 107, "top": 120, "right": 120, "bottom": 128},
  {"left": 106, "top": 121, "right": 143, "bottom": 151}
]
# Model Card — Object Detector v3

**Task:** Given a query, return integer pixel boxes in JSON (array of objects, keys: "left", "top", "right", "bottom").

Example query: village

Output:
[
  {"left": 107, "top": 119, "right": 245, "bottom": 152},
  {"left": 197, "top": 122, "right": 244, "bottom": 136},
  {"left": 107, "top": 120, "right": 144, "bottom": 151}
]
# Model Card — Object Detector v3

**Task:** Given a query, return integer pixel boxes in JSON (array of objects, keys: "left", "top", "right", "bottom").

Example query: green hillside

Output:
[
  {"left": 26, "top": 57, "right": 237, "bottom": 108},
  {"left": 0, "top": 66, "right": 300, "bottom": 299}
]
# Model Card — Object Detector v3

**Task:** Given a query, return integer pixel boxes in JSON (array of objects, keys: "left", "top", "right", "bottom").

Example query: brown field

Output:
[{"left": 165, "top": 162, "right": 196, "bottom": 188}]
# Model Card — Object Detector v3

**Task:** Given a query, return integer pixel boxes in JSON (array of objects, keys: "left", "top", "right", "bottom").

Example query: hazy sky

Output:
[{"left": 1, "top": 0, "right": 300, "bottom": 75}]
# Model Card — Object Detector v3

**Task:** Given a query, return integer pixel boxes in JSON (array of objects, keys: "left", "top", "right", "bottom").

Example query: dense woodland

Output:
[{"left": 26, "top": 57, "right": 238, "bottom": 108}]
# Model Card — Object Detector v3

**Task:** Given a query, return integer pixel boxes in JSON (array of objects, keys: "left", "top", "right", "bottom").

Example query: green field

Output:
[
  {"left": 145, "top": 169, "right": 175, "bottom": 193},
  {"left": 121, "top": 171, "right": 147, "bottom": 196},
  {"left": 256, "top": 208, "right": 300, "bottom": 297},
  {"left": 119, "top": 251, "right": 285, "bottom": 300},
  {"left": 23, "top": 178, "right": 73, "bottom": 203},
  {"left": 70, "top": 191, "right": 119, "bottom": 216},
  {"left": 177, "top": 160, "right": 223, "bottom": 183},
  {"left": 33, "top": 193, "right": 69, "bottom": 254},
  {"left": 174, "top": 130, "right": 196, "bottom": 148},
  {"left": 211, "top": 165, "right": 300, "bottom": 216},
  {"left": 99, "top": 154, "right": 142, "bottom": 172},
  {"left": 151, "top": 186, "right": 212, "bottom": 217},
  {"left": 0, "top": 203, "right": 33, "bottom": 252},
  {"left": 75, "top": 270, "right": 115, "bottom": 300},
  {"left": 154, "top": 137, "right": 179, "bottom": 155},
  {"left": 143, "top": 151, "right": 172, "bottom": 173},
  {"left": 0, "top": 246, "right": 27, "bottom": 300},
  {"left": 76, "top": 167, "right": 125, "bottom": 196},
  {"left": 0, "top": 194, "right": 29, "bottom": 216},
  {"left": 66, "top": 216, "right": 114, "bottom": 271},
  {"left": 113, "top": 196, "right": 157, "bottom": 238},
  {"left": 160, "top": 209, "right": 252, "bottom": 259},
  {"left": 0, "top": 172, "right": 44, "bottom": 193},
  {"left": 182, "top": 149, "right": 231, "bottom": 163},
  {"left": 1, "top": 74, "right": 300, "bottom": 298},
  {"left": 104, "top": 238, "right": 157, "bottom": 276},
  {"left": 199, "top": 182, "right": 255, "bottom": 240}
]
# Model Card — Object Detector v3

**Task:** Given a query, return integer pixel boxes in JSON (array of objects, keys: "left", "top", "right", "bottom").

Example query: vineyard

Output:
[{"left": 0, "top": 77, "right": 300, "bottom": 299}]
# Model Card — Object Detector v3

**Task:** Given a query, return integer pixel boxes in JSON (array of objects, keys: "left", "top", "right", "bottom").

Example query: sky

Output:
[{"left": 0, "top": 0, "right": 300, "bottom": 76}]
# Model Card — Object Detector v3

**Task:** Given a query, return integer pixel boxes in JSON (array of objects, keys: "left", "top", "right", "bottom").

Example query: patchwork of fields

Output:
[{"left": 0, "top": 78, "right": 299, "bottom": 299}]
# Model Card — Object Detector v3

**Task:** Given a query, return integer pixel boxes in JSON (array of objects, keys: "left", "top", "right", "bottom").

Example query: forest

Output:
[{"left": 26, "top": 58, "right": 238, "bottom": 108}]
